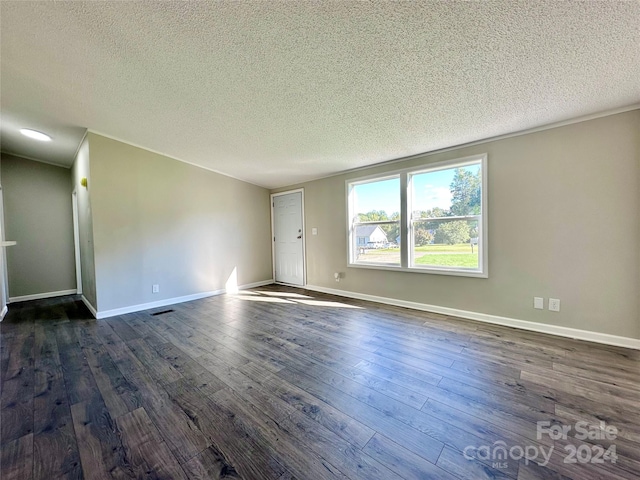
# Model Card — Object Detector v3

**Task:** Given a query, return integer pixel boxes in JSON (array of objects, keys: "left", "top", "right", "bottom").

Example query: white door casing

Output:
[
  {"left": 72, "top": 190, "right": 83, "bottom": 295},
  {"left": 0, "top": 185, "right": 7, "bottom": 315},
  {"left": 272, "top": 190, "right": 305, "bottom": 285}
]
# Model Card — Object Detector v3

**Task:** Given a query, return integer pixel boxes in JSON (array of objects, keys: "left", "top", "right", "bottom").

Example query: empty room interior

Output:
[{"left": 1, "top": 2, "right": 639, "bottom": 479}]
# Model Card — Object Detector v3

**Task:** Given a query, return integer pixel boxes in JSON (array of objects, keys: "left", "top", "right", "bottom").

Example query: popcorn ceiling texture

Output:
[{"left": 1, "top": 1, "right": 639, "bottom": 188}]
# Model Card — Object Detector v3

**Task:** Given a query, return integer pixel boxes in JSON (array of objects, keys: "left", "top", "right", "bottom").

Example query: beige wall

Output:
[
  {"left": 274, "top": 110, "right": 640, "bottom": 339},
  {"left": 1, "top": 153, "right": 76, "bottom": 298},
  {"left": 71, "top": 137, "right": 98, "bottom": 308},
  {"left": 87, "top": 133, "right": 273, "bottom": 313}
]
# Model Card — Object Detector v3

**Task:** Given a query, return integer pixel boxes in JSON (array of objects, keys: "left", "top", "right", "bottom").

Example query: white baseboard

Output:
[
  {"left": 0, "top": 305, "right": 8, "bottom": 322},
  {"left": 95, "top": 279, "right": 274, "bottom": 320},
  {"left": 304, "top": 285, "right": 640, "bottom": 350},
  {"left": 9, "top": 289, "right": 77, "bottom": 303}
]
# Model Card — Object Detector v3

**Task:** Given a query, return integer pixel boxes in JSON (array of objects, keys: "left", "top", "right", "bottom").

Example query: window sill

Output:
[{"left": 347, "top": 262, "right": 488, "bottom": 278}]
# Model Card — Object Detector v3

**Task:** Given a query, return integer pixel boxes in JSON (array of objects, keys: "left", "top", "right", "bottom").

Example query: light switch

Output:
[{"left": 312, "top": 228, "right": 318, "bottom": 235}]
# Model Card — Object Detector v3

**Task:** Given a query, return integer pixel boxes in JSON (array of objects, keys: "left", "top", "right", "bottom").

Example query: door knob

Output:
[{"left": 297, "top": 235, "right": 302, "bottom": 239}]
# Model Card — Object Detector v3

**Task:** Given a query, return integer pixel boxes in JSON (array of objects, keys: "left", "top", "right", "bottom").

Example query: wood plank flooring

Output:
[{"left": 1, "top": 285, "right": 639, "bottom": 479}]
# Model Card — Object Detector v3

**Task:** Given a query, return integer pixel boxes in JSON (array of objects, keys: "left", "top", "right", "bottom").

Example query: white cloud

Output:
[{"left": 419, "top": 186, "right": 451, "bottom": 210}]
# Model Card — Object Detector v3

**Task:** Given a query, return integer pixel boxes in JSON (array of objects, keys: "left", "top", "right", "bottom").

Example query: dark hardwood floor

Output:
[{"left": 1, "top": 285, "right": 639, "bottom": 479}]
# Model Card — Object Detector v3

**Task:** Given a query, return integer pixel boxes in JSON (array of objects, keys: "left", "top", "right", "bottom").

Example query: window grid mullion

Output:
[
  {"left": 353, "top": 221, "right": 398, "bottom": 226},
  {"left": 411, "top": 214, "right": 480, "bottom": 223},
  {"left": 400, "top": 172, "right": 409, "bottom": 268}
]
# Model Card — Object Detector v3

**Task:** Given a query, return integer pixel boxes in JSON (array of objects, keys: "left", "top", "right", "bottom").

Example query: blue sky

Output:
[{"left": 354, "top": 165, "right": 480, "bottom": 215}]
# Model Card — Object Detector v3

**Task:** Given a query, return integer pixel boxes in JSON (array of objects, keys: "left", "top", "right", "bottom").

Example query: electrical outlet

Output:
[
  {"left": 534, "top": 297, "right": 544, "bottom": 309},
  {"left": 549, "top": 298, "right": 560, "bottom": 312},
  {"left": 152, "top": 284, "right": 160, "bottom": 294}
]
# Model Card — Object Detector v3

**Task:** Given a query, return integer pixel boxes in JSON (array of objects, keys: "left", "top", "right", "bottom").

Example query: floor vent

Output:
[{"left": 151, "top": 309, "right": 174, "bottom": 316}]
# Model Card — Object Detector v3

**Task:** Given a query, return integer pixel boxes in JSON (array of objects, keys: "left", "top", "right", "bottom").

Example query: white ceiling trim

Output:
[
  {"left": 4, "top": 104, "right": 639, "bottom": 185},
  {"left": 100, "top": 104, "right": 640, "bottom": 191},
  {"left": 296, "top": 103, "right": 640, "bottom": 187},
  {"left": 87, "top": 129, "right": 263, "bottom": 188},
  {"left": 0, "top": 150, "right": 73, "bottom": 170}
]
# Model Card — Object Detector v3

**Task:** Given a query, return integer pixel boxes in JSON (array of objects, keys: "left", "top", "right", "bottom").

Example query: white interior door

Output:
[{"left": 273, "top": 191, "right": 304, "bottom": 285}]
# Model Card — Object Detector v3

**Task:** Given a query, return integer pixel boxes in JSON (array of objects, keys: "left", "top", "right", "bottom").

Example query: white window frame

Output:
[
  {"left": 347, "top": 173, "right": 401, "bottom": 267},
  {"left": 346, "top": 153, "right": 488, "bottom": 278}
]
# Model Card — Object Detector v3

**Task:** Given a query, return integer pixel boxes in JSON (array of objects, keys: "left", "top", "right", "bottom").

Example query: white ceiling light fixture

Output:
[{"left": 19, "top": 128, "right": 52, "bottom": 141}]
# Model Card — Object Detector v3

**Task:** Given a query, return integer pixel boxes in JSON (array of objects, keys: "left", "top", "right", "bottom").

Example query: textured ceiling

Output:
[{"left": 1, "top": 1, "right": 639, "bottom": 188}]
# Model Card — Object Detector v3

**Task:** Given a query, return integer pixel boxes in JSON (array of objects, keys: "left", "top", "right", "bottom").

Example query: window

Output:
[
  {"left": 348, "top": 176, "right": 400, "bottom": 266},
  {"left": 347, "top": 154, "right": 487, "bottom": 277}
]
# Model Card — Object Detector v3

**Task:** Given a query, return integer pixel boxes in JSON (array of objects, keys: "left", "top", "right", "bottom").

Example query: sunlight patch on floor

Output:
[
  {"left": 253, "top": 291, "right": 313, "bottom": 299},
  {"left": 232, "top": 295, "right": 295, "bottom": 304},
  {"left": 232, "top": 289, "right": 365, "bottom": 309},
  {"left": 294, "top": 299, "right": 363, "bottom": 309}
]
